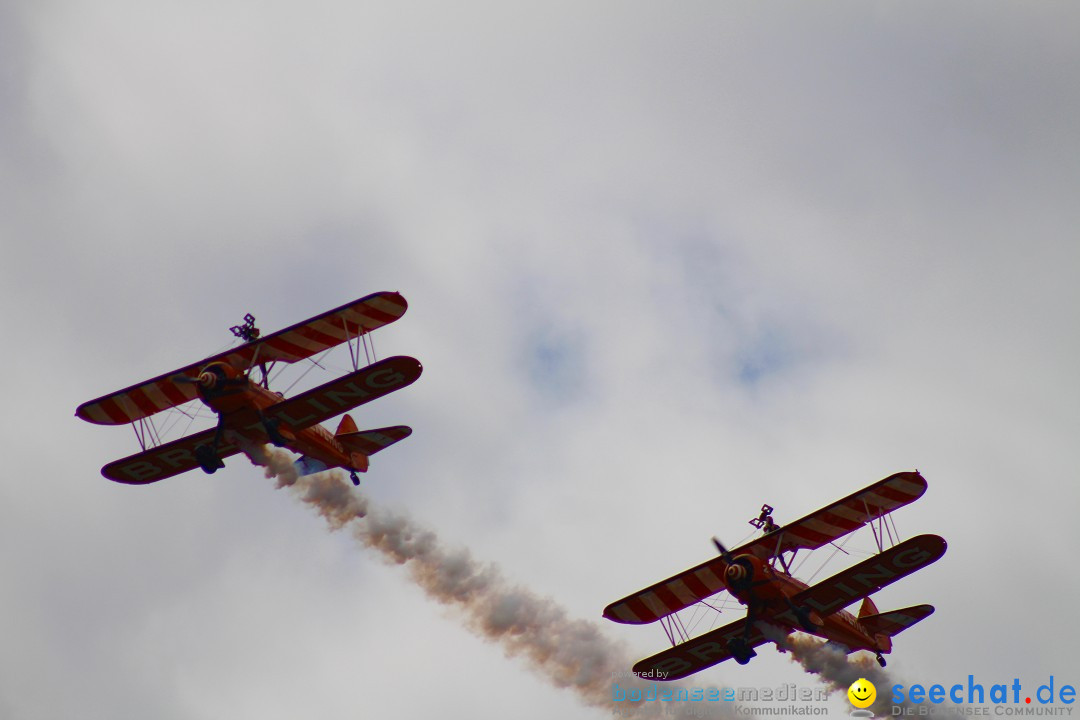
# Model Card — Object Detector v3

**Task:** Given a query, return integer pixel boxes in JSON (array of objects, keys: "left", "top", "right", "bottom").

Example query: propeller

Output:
[
  {"left": 714, "top": 537, "right": 754, "bottom": 589},
  {"left": 712, "top": 537, "right": 734, "bottom": 563},
  {"left": 171, "top": 371, "right": 217, "bottom": 389}
]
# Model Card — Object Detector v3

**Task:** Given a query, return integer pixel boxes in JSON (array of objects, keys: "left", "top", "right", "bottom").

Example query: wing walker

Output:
[
  {"left": 604, "top": 471, "right": 946, "bottom": 680},
  {"left": 76, "top": 291, "right": 422, "bottom": 486}
]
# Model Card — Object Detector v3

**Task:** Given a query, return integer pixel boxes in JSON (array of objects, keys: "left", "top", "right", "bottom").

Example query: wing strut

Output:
[
  {"left": 660, "top": 613, "right": 693, "bottom": 647},
  {"left": 341, "top": 316, "right": 379, "bottom": 371},
  {"left": 364, "top": 328, "right": 377, "bottom": 363},
  {"left": 342, "top": 316, "right": 360, "bottom": 371},
  {"left": 864, "top": 497, "right": 900, "bottom": 554}
]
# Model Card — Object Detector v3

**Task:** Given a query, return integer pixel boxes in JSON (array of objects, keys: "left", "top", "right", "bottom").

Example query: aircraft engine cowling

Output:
[
  {"left": 195, "top": 362, "right": 241, "bottom": 398},
  {"left": 725, "top": 554, "right": 761, "bottom": 591}
]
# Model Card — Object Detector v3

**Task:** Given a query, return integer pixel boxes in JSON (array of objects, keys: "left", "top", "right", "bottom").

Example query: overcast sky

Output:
[{"left": 2, "top": 2, "right": 1079, "bottom": 718}]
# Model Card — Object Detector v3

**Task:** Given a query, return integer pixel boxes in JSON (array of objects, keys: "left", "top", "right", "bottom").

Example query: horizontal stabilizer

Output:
[
  {"left": 337, "top": 426, "right": 413, "bottom": 456},
  {"left": 859, "top": 604, "right": 935, "bottom": 638}
]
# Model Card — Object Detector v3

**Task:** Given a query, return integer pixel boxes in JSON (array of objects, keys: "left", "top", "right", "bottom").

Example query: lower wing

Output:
[
  {"left": 631, "top": 618, "right": 767, "bottom": 681},
  {"left": 102, "top": 429, "right": 241, "bottom": 484}
]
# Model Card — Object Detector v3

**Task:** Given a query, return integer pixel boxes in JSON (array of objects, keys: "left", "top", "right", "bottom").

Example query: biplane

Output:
[
  {"left": 76, "top": 291, "right": 422, "bottom": 486},
  {"left": 603, "top": 471, "right": 946, "bottom": 680}
]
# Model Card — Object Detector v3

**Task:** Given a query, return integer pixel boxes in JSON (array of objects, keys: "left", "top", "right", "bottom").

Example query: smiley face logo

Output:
[{"left": 848, "top": 678, "right": 877, "bottom": 709}]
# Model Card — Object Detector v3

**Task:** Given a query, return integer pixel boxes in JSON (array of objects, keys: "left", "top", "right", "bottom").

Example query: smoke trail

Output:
[
  {"left": 769, "top": 629, "right": 964, "bottom": 718},
  {"left": 243, "top": 445, "right": 733, "bottom": 718},
  {"left": 767, "top": 630, "right": 896, "bottom": 716},
  {"left": 242, "top": 445, "right": 964, "bottom": 719}
]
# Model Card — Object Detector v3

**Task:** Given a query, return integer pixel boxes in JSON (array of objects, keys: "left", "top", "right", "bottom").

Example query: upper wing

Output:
[
  {"left": 101, "top": 428, "right": 242, "bottom": 484},
  {"left": 603, "top": 471, "right": 928, "bottom": 626},
  {"left": 265, "top": 356, "right": 422, "bottom": 430},
  {"left": 734, "top": 471, "right": 928, "bottom": 560},
  {"left": 604, "top": 555, "right": 729, "bottom": 625},
  {"left": 784, "top": 534, "right": 946, "bottom": 620},
  {"left": 76, "top": 291, "right": 408, "bottom": 425},
  {"left": 630, "top": 618, "right": 767, "bottom": 681}
]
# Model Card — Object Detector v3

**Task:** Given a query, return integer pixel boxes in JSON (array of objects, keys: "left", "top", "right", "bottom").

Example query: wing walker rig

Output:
[
  {"left": 604, "top": 471, "right": 947, "bottom": 680},
  {"left": 76, "top": 291, "right": 422, "bottom": 486}
]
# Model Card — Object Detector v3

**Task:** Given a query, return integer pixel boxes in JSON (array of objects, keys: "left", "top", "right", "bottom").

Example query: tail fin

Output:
[
  {"left": 860, "top": 604, "right": 935, "bottom": 638},
  {"left": 858, "top": 597, "right": 879, "bottom": 618},
  {"left": 336, "top": 414, "right": 358, "bottom": 435}
]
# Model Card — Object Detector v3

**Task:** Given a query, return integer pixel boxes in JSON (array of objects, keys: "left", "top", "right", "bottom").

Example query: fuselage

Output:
[
  {"left": 197, "top": 363, "right": 365, "bottom": 474},
  {"left": 724, "top": 553, "right": 884, "bottom": 654}
]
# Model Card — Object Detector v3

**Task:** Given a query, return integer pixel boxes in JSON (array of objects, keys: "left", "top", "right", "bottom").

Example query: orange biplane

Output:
[
  {"left": 604, "top": 472, "right": 946, "bottom": 679},
  {"left": 76, "top": 291, "right": 422, "bottom": 486}
]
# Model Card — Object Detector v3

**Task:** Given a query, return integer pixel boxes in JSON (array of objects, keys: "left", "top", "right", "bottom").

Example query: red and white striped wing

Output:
[
  {"left": 76, "top": 291, "right": 408, "bottom": 425},
  {"left": 603, "top": 556, "right": 729, "bottom": 625},
  {"left": 736, "top": 471, "right": 928, "bottom": 559},
  {"left": 603, "top": 472, "right": 928, "bottom": 625},
  {"left": 631, "top": 617, "right": 765, "bottom": 681}
]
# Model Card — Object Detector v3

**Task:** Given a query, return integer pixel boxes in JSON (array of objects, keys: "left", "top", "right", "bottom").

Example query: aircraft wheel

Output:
[
  {"left": 350, "top": 471, "right": 361, "bottom": 486},
  {"left": 195, "top": 444, "right": 224, "bottom": 474},
  {"left": 795, "top": 606, "right": 818, "bottom": 632},
  {"left": 728, "top": 639, "right": 756, "bottom": 665},
  {"left": 876, "top": 653, "right": 887, "bottom": 668},
  {"left": 263, "top": 417, "right": 287, "bottom": 447}
]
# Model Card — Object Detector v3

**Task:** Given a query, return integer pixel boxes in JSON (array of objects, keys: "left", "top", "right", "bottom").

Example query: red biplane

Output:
[
  {"left": 603, "top": 472, "right": 946, "bottom": 679},
  {"left": 76, "top": 291, "right": 422, "bottom": 486}
]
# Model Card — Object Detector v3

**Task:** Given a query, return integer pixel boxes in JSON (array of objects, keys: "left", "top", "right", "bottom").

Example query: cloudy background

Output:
[{"left": 2, "top": 1, "right": 1078, "bottom": 717}]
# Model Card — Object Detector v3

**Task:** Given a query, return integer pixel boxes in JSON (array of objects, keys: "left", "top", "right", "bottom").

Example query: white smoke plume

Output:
[
  {"left": 243, "top": 445, "right": 968, "bottom": 719},
  {"left": 770, "top": 627, "right": 965, "bottom": 718},
  {"left": 243, "top": 445, "right": 733, "bottom": 718}
]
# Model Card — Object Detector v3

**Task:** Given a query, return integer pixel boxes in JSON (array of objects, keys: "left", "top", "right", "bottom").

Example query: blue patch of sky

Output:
[
  {"left": 525, "top": 328, "right": 588, "bottom": 406},
  {"left": 639, "top": 217, "right": 833, "bottom": 391},
  {"left": 505, "top": 269, "right": 591, "bottom": 409},
  {"left": 734, "top": 324, "right": 796, "bottom": 387}
]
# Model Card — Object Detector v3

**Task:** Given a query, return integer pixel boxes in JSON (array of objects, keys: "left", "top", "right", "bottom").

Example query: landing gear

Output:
[
  {"left": 876, "top": 652, "right": 887, "bottom": 668},
  {"left": 194, "top": 417, "right": 228, "bottom": 474},
  {"left": 350, "top": 471, "right": 361, "bottom": 486},
  {"left": 261, "top": 415, "right": 287, "bottom": 447},
  {"left": 793, "top": 605, "right": 819, "bottom": 632},
  {"left": 195, "top": 444, "right": 225, "bottom": 474},
  {"left": 727, "top": 638, "right": 757, "bottom": 665}
]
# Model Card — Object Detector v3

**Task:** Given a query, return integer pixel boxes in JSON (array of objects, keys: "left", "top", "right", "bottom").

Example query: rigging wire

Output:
[{"left": 278, "top": 346, "right": 337, "bottom": 396}]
